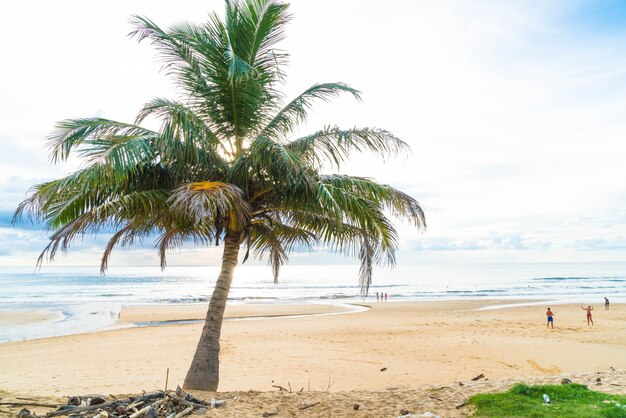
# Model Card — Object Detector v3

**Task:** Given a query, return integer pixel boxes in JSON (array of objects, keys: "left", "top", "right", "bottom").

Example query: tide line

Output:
[{"left": 131, "top": 302, "right": 371, "bottom": 328}]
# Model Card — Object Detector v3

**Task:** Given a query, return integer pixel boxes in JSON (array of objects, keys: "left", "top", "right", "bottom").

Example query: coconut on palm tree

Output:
[{"left": 15, "top": 0, "right": 425, "bottom": 391}]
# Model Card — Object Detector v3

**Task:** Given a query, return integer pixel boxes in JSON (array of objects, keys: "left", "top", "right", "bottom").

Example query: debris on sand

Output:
[{"left": 29, "top": 386, "right": 209, "bottom": 418}]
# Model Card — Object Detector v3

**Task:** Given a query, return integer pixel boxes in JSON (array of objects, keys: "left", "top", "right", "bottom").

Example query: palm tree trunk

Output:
[{"left": 183, "top": 232, "right": 240, "bottom": 391}]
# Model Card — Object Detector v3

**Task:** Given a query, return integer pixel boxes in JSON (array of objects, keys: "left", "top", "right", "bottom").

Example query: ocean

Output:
[{"left": 1, "top": 262, "right": 625, "bottom": 343}]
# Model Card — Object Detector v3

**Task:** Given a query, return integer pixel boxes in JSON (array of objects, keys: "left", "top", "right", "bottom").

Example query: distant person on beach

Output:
[
  {"left": 546, "top": 307, "right": 554, "bottom": 329},
  {"left": 605, "top": 297, "right": 610, "bottom": 310},
  {"left": 581, "top": 304, "right": 594, "bottom": 325},
  {"left": 384, "top": 292, "right": 388, "bottom": 302},
  {"left": 376, "top": 292, "right": 379, "bottom": 302}
]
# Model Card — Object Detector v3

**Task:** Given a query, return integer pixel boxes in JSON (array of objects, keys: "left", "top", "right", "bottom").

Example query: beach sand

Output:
[
  {"left": 1, "top": 301, "right": 625, "bottom": 416},
  {"left": 0, "top": 309, "right": 60, "bottom": 327},
  {"left": 118, "top": 302, "right": 350, "bottom": 323}
]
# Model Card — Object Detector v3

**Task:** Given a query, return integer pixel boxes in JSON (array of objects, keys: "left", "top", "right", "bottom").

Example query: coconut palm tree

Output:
[{"left": 14, "top": 0, "right": 425, "bottom": 391}]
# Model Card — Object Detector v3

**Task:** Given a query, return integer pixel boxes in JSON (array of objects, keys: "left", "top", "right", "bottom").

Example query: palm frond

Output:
[
  {"left": 320, "top": 175, "right": 426, "bottom": 229},
  {"left": 261, "top": 83, "right": 361, "bottom": 139},
  {"left": 155, "top": 225, "right": 215, "bottom": 269},
  {"left": 101, "top": 225, "right": 142, "bottom": 273},
  {"left": 248, "top": 221, "right": 286, "bottom": 282},
  {"left": 247, "top": 218, "right": 316, "bottom": 282},
  {"left": 78, "top": 136, "right": 156, "bottom": 175},
  {"left": 229, "top": 135, "right": 311, "bottom": 193},
  {"left": 169, "top": 181, "right": 251, "bottom": 231},
  {"left": 287, "top": 126, "right": 409, "bottom": 169},
  {"left": 253, "top": 183, "right": 402, "bottom": 295},
  {"left": 15, "top": 162, "right": 174, "bottom": 230},
  {"left": 136, "top": 97, "right": 231, "bottom": 164},
  {"left": 48, "top": 118, "right": 158, "bottom": 164},
  {"left": 129, "top": 16, "right": 211, "bottom": 95},
  {"left": 240, "top": 0, "right": 290, "bottom": 66}
]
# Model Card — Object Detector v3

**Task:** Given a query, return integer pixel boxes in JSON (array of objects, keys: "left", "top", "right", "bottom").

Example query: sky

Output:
[{"left": 1, "top": 0, "right": 626, "bottom": 267}]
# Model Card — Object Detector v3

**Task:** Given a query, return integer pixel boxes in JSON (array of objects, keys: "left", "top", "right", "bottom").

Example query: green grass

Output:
[{"left": 468, "top": 383, "right": 626, "bottom": 417}]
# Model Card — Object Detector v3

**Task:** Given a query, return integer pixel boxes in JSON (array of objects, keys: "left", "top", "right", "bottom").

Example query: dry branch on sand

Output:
[{"left": 17, "top": 386, "right": 220, "bottom": 418}]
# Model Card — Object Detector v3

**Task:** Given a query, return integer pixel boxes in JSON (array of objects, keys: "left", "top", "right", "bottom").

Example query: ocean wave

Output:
[
  {"left": 230, "top": 284, "right": 407, "bottom": 290},
  {"left": 534, "top": 276, "right": 626, "bottom": 281},
  {"left": 97, "top": 293, "right": 135, "bottom": 297},
  {"left": 3, "top": 263, "right": 626, "bottom": 342},
  {"left": 156, "top": 297, "right": 210, "bottom": 303}
]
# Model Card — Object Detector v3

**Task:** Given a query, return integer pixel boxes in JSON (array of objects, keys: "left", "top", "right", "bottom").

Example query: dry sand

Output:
[
  {"left": 1, "top": 301, "right": 625, "bottom": 417},
  {"left": 1, "top": 370, "right": 625, "bottom": 417}
]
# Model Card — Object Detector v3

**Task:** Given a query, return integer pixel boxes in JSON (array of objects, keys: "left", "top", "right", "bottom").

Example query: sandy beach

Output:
[
  {"left": 0, "top": 310, "right": 60, "bottom": 327},
  {"left": 1, "top": 300, "right": 625, "bottom": 416}
]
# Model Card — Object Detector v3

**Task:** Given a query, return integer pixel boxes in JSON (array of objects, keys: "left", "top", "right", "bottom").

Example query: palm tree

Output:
[{"left": 14, "top": 0, "right": 425, "bottom": 391}]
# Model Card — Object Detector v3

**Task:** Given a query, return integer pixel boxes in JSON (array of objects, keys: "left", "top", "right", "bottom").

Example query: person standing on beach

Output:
[
  {"left": 581, "top": 304, "right": 594, "bottom": 325},
  {"left": 605, "top": 297, "right": 610, "bottom": 310},
  {"left": 384, "top": 292, "right": 388, "bottom": 302},
  {"left": 546, "top": 307, "right": 554, "bottom": 329},
  {"left": 376, "top": 292, "right": 379, "bottom": 302}
]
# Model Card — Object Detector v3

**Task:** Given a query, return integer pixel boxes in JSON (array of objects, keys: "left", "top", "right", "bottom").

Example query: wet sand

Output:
[{"left": 0, "top": 309, "right": 60, "bottom": 327}]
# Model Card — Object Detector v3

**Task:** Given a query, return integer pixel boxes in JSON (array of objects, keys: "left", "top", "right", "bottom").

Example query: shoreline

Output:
[
  {"left": 0, "top": 297, "right": 582, "bottom": 343},
  {"left": 119, "top": 301, "right": 366, "bottom": 323}
]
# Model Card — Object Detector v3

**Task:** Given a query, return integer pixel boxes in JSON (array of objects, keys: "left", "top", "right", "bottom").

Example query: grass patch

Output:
[{"left": 468, "top": 383, "right": 626, "bottom": 417}]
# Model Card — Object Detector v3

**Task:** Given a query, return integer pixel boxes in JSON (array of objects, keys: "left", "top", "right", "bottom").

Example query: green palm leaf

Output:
[
  {"left": 48, "top": 118, "right": 158, "bottom": 164},
  {"left": 287, "top": 126, "right": 409, "bottom": 169},
  {"left": 261, "top": 83, "right": 361, "bottom": 140}
]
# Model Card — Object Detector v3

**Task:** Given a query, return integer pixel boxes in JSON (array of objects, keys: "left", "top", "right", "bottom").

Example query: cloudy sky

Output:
[{"left": 2, "top": 0, "right": 626, "bottom": 267}]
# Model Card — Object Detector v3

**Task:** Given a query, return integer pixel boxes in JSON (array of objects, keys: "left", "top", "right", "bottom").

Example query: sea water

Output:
[{"left": 0, "top": 262, "right": 625, "bottom": 342}]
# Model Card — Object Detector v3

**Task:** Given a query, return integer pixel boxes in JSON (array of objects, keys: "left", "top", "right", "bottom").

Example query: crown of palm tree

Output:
[{"left": 15, "top": 0, "right": 425, "bottom": 296}]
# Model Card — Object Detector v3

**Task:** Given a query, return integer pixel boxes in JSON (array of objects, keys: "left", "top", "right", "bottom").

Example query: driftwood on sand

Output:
[
  {"left": 0, "top": 402, "right": 58, "bottom": 408},
  {"left": 21, "top": 386, "right": 215, "bottom": 418}
]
